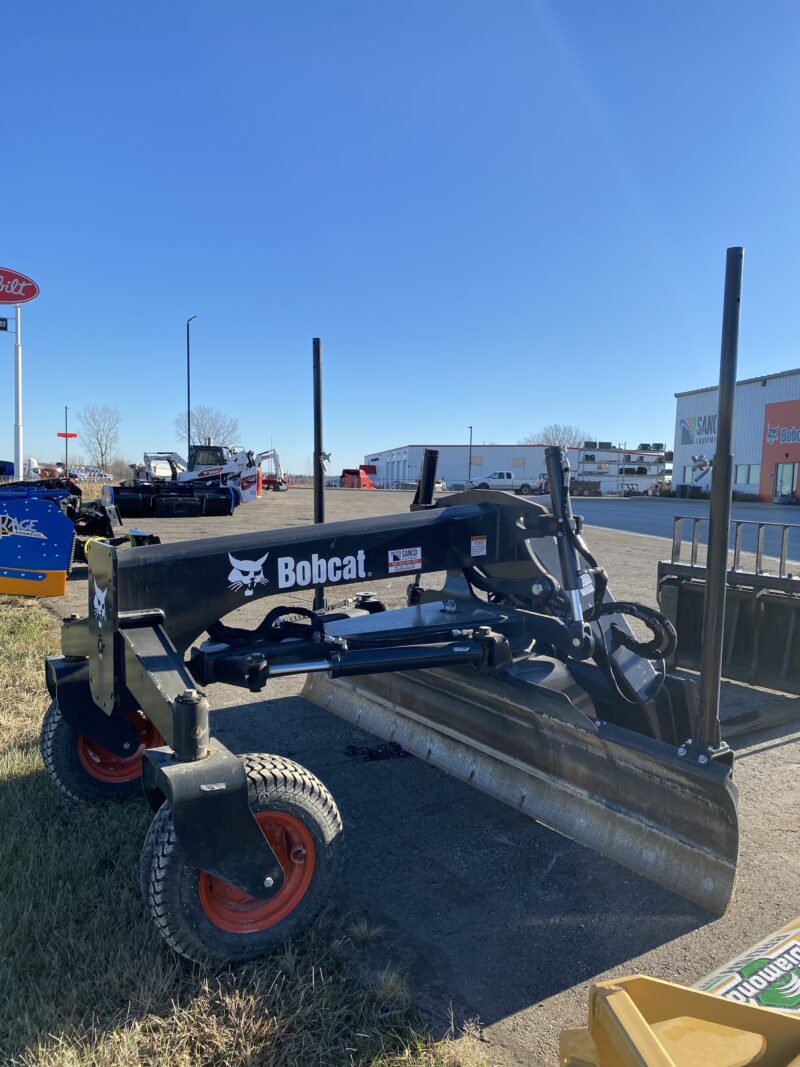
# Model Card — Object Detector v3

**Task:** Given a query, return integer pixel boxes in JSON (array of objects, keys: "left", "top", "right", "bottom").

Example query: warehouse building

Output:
[
  {"left": 363, "top": 441, "right": 670, "bottom": 494},
  {"left": 673, "top": 367, "right": 800, "bottom": 502},
  {"left": 362, "top": 444, "right": 553, "bottom": 490}
]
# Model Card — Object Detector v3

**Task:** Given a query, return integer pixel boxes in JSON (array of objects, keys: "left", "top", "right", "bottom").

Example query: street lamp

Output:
[
  {"left": 186, "top": 315, "right": 197, "bottom": 458},
  {"left": 467, "top": 425, "right": 473, "bottom": 487}
]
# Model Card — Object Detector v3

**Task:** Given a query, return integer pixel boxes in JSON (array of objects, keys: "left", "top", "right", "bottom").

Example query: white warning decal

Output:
[
  {"left": 388, "top": 546, "right": 422, "bottom": 573},
  {"left": 470, "top": 535, "right": 487, "bottom": 557}
]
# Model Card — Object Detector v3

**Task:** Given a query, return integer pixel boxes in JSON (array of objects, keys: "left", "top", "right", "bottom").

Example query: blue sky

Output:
[{"left": 3, "top": 1, "right": 799, "bottom": 473}]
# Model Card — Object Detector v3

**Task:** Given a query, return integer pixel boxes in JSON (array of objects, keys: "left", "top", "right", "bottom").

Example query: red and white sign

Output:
[{"left": 0, "top": 268, "right": 39, "bottom": 304}]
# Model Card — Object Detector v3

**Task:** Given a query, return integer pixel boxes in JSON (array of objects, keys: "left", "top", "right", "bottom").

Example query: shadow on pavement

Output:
[{"left": 211, "top": 694, "right": 710, "bottom": 1030}]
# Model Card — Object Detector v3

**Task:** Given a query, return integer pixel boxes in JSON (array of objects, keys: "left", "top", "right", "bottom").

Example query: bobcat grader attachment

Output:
[
  {"left": 40, "top": 442, "right": 738, "bottom": 962},
  {"left": 40, "top": 254, "right": 746, "bottom": 965}
]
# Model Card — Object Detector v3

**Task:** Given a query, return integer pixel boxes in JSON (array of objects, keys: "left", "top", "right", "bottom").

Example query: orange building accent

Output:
[{"left": 760, "top": 399, "right": 800, "bottom": 502}]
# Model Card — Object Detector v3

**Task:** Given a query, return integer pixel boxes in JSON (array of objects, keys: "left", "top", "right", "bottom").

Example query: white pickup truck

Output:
[{"left": 468, "top": 470, "right": 540, "bottom": 495}]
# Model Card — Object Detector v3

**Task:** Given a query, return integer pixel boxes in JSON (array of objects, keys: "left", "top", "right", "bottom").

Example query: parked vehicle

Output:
[
  {"left": 570, "top": 479, "right": 602, "bottom": 497},
  {"left": 340, "top": 465, "right": 376, "bottom": 489},
  {"left": 468, "top": 470, "right": 535, "bottom": 495}
]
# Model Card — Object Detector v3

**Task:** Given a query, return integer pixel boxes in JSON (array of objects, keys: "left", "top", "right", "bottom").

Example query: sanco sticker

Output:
[
  {"left": 388, "top": 547, "right": 422, "bottom": 573},
  {"left": 470, "top": 535, "right": 487, "bottom": 557}
]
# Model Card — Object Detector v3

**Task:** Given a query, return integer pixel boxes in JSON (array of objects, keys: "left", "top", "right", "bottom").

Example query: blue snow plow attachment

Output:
[
  {"left": 0, "top": 483, "right": 160, "bottom": 596},
  {"left": 0, "top": 490, "right": 75, "bottom": 596}
]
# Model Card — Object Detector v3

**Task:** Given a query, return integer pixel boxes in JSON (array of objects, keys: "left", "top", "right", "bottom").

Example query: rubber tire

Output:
[
  {"left": 478, "top": 482, "right": 489, "bottom": 489},
  {"left": 141, "top": 753, "right": 343, "bottom": 964},
  {"left": 39, "top": 700, "right": 145, "bottom": 804},
  {"left": 518, "top": 484, "right": 532, "bottom": 496}
]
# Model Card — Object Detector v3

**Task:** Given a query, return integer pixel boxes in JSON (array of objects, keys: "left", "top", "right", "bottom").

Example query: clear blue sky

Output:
[{"left": 3, "top": 1, "right": 799, "bottom": 473}]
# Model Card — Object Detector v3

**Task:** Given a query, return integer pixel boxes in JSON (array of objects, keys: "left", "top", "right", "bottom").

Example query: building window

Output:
[
  {"left": 471, "top": 455, "right": 482, "bottom": 466},
  {"left": 584, "top": 453, "right": 596, "bottom": 462},
  {"left": 735, "top": 464, "right": 761, "bottom": 485},
  {"left": 683, "top": 465, "right": 693, "bottom": 483},
  {"left": 512, "top": 456, "right": 525, "bottom": 468}
]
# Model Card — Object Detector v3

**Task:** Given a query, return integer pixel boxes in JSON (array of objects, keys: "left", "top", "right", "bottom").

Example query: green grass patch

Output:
[{"left": 0, "top": 597, "right": 484, "bottom": 1066}]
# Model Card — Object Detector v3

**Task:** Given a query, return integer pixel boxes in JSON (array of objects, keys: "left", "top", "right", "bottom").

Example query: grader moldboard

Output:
[{"left": 41, "top": 256, "right": 744, "bottom": 965}]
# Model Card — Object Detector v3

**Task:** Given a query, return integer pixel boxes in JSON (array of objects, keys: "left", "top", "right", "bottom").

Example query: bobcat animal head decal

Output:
[
  {"left": 92, "top": 582, "right": 108, "bottom": 623},
  {"left": 767, "top": 424, "right": 780, "bottom": 445},
  {"left": 228, "top": 552, "right": 269, "bottom": 597}
]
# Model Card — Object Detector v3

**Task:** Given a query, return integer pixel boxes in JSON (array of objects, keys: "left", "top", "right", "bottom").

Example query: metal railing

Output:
[{"left": 667, "top": 515, "right": 800, "bottom": 592}]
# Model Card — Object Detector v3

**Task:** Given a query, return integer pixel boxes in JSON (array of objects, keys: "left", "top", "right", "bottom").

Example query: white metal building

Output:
[
  {"left": 363, "top": 441, "right": 669, "bottom": 494},
  {"left": 673, "top": 367, "right": 800, "bottom": 501},
  {"left": 362, "top": 444, "right": 555, "bottom": 490}
]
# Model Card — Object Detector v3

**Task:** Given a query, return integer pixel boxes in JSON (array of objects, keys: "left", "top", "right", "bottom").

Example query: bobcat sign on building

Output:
[{"left": 673, "top": 367, "right": 800, "bottom": 502}]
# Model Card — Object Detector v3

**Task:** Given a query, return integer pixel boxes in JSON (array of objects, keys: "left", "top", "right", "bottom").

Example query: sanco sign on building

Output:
[
  {"left": 760, "top": 399, "right": 800, "bottom": 502},
  {"left": 678, "top": 413, "right": 718, "bottom": 448}
]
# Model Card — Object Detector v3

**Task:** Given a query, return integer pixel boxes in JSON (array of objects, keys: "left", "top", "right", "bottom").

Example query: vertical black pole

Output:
[
  {"left": 697, "top": 247, "right": 744, "bottom": 750},
  {"left": 412, "top": 449, "right": 439, "bottom": 508},
  {"left": 313, "top": 338, "right": 325, "bottom": 610},
  {"left": 186, "top": 315, "right": 196, "bottom": 459},
  {"left": 467, "top": 425, "right": 473, "bottom": 487}
]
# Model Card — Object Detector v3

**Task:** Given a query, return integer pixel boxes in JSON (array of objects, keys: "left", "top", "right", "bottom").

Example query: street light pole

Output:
[
  {"left": 186, "top": 315, "right": 197, "bottom": 459},
  {"left": 467, "top": 425, "right": 473, "bottom": 487},
  {"left": 64, "top": 406, "right": 69, "bottom": 475}
]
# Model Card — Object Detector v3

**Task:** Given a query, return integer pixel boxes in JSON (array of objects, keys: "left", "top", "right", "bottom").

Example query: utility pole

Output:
[
  {"left": 467, "top": 425, "right": 473, "bottom": 487},
  {"left": 64, "top": 406, "right": 69, "bottom": 474}
]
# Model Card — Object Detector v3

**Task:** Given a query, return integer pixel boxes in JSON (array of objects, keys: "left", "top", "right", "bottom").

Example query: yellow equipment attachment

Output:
[{"left": 562, "top": 919, "right": 800, "bottom": 1066}]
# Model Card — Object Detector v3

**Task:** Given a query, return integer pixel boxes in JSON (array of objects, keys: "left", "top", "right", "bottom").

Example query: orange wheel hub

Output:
[
  {"left": 198, "top": 811, "right": 315, "bottom": 932},
  {"left": 77, "top": 712, "right": 163, "bottom": 784}
]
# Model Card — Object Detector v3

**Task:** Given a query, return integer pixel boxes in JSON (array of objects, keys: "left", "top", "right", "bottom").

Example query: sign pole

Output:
[
  {"left": 65, "top": 406, "right": 69, "bottom": 475},
  {"left": 14, "top": 304, "right": 22, "bottom": 479}
]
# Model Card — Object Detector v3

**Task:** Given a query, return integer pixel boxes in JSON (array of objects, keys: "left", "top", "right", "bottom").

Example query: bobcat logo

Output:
[
  {"left": 228, "top": 552, "right": 269, "bottom": 597},
  {"left": 767, "top": 424, "right": 780, "bottom": 445},
  {"left": 92, "top": 583, "right": 107, "bottom": 623}
]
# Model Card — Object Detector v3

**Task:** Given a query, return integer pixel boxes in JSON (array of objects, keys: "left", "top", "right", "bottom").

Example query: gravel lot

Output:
[{"left": 44, "top": 487, "right": 800, "bottom": 1066}]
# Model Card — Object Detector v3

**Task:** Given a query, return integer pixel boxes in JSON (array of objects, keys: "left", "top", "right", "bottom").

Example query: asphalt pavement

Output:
[
  {"left": 567, "top": 496, "right": 800, "bottom": 563},
  {"left": 41, "top": 488, "right": 800, "bottom": 1065}
]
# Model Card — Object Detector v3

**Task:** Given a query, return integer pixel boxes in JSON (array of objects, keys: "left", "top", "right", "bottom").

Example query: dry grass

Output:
[{"left": 0, "top": 596, "right": 486, "bottom": 1067}]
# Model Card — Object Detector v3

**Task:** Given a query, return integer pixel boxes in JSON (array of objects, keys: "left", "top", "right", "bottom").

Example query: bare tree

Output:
[
  {"left": 109, "top": 456, "right": 133, "bottom": 482},
  {"left": 175, "top": 405, "right": 240, "bottom": 450},
  {"left": 519, "top": 424, "right": 591, "bottom": 449},
  {"left": 78, "top": 405, "right": 121, "bottom": 471}
]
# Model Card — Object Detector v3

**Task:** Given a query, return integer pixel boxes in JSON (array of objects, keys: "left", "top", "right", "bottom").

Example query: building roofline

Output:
[
  {"left": 675, "top": 366, "right": 800, "bottom": 399},
  {"left": 366, "top": 443, "right": 666, "bottom": 454},
  {"left": 365, "top": 444, "right": 558, "bottom": 451}
]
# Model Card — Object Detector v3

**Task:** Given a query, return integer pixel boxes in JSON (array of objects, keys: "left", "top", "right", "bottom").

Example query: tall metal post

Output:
[
  {"left": 697, "top": 247, "right": 744, "bottom": 750},
  {"left": 186, "top": 315, "right": 196, "bottom": 458},
  {"left": 467, "top": 425, "right": 473, "bottom": 487},
  {"left": 64, "top": 406, "right": 69, "bottom": 475},
  {"left": 312, "top": 337, "right": 325, "bottom": 610},
  {"left": 14, "top": 304, "right": 22, "bottom": 479}
]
